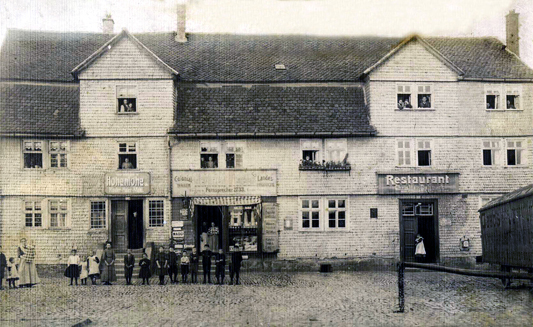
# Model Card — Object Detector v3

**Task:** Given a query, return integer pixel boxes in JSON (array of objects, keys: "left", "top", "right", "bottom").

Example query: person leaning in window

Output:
[
  {"left": 397, "top": 99, "right": 405, "bottom": 109},
  {"left": 507, "top": 100, "right": 516, "bottom": 109},
  {"left": 119, "top": 99, "right": 129, "bottom": 113},
  {"left": 404, "top": 100, "right": 412, "bottom": 109},
  {"left": 122, "top": 158, "right": 133, "bottom": 169},
  {"left": 419, "top": 96, "right": 431, "bottom": 108},
  {"left": 127, "top": 102, "right": 135, "bottom": 112}
]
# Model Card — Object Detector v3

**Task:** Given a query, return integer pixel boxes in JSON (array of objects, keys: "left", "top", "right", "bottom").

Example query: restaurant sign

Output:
[
  {"left": 172, "top": 169, "right": 277, "bottom": 197},
  {"left": 104, "top": 172, "right": 151, "bottom": 195},
  {"left": 377, "top": 172, "right": 459, "bottom": 194}
]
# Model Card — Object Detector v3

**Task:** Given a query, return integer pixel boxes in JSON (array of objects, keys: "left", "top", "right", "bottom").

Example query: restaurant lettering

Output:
[{"left": 386, "top": 175, "right": 450, "bottom": 186}]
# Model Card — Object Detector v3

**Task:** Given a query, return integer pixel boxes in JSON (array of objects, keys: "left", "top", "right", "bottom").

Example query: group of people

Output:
[
  {"left": 397, "top": 96, "right": 431, "bottom": 109},
  {"left": 63, "top": 241, "right": 244, "bottom": 286},
  {"left": 119, "top": 99, "right": 136, "bottom": 113},
  {"left": 0, "top": 238, "right": 41, "bottom": 290}
]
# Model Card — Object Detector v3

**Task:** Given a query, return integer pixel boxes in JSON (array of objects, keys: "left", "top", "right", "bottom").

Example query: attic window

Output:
[{"left": 275, "top": 64, "right": 286, "bottom": 70}]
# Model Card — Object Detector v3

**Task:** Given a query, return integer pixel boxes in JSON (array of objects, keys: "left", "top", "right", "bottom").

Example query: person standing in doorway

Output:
[
  {"left": 124, "top": 249, "right": 135, "bottom": 285},
  {"left": 190, "top": 247, "right": 199, "bottom": 284},
  {"left": 101, "top": 242, "right": 117, "bottom": 285},
  {"left": 201, "top": 244, "right": 213, "bottom": 284},
  {"left": 168, "top": 246, "right": 178, "bottom": 284},
  {"left": 230, "top": 244, "right": 243, "bottom": 285},
  {"left": 155, "top": 246, "right": 168, "bottom": 285},
  {"left": 415, "top": 234, "right": 426, "bottom": 262},
  {"left": 207, "top": 222, "right": 220, "bottom": 252},
  {"left": 215, "top": 249, "right": 226, "bottom": 285}
]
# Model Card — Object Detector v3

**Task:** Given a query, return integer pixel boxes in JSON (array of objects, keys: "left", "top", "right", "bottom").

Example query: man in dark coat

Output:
[
  {"left": 124, "top": 249, "right": 135, "bottom": 285},
  {"left": 230, "top": 244, "right": 243, "bottom": 285},
  {"left": 0, "top": 245, "right": 7, "bottom": 290},
  {"left": 190, "top": 248, "right": 199, "bottom": 284},
  {"left": 201, "top": 244, "right": 213, "bottom": 284},
  {"left": 215, "top": 249, "right": 226, "bottom": 285},
  {"left": 168, "top": 246, "right": 179, "bottom": 284}
]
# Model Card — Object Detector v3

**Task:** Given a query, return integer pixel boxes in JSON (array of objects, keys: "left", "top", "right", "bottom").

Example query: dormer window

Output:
[{"left": 117, "top": 85, "right": 137, "bottom": 113}]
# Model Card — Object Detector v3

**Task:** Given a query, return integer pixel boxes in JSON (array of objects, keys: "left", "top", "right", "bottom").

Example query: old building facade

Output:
[{"left": 1, "top": 16, "right": 532, "bottom": 265}]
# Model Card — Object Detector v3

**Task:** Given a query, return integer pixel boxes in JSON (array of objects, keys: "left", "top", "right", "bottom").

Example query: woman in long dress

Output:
[
  {"left": 17, "top": 238, "right": 40, "bottom": 287},
  {"left": 100, "top": 243, "right": 116, "bottom": 285},
  {"left": 207, "top": 222, "right": 220, "bottom": 252}
]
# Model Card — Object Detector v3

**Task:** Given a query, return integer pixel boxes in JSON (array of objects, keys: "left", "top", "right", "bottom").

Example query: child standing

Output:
[
  {"left": 87, "top": 250, "right": 100, "bottom": 285},
  {"left": 64, "top": 248, "right": 80, "bottom": 286},
  {"left": 138, "top": 252, "right": 151, "bottom": 285},
  {"left": 7, "top": 258, "right": 19, "bottom": 289},
  {"left": 155, "top": 246, "right": 168, "bottom": 285},
  {"left": 79, "top": 255, "right": 89, "bottom": 285},
  {"left": 215, "top": 248, "right": 226, "bottom": 285},
  {"left": 190, "top": 248, "right": 199, "bottom": 284},
  {"left": 180, "top": 250, "right": 190, "bottom": 283}
]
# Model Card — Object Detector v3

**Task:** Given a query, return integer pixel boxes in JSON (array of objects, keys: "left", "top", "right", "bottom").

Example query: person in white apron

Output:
[{"left": 415, "top": 234, "right": 426, "bottom": 261}]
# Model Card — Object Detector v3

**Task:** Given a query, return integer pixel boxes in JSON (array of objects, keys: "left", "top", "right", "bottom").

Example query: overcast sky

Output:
[{"left": 1, "top": 0, "right": 533, "bottom": 67}]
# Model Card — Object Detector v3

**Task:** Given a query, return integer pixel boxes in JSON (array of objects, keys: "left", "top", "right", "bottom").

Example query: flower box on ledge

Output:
[{"left": 299, "top": 160, "right": 351, "bottom": 172}]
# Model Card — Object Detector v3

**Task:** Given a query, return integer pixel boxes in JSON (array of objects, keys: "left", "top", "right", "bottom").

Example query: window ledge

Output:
[
  {"left": 298, "top": 229, "right": 350, "bottom": 233},
  {"left": 116, "top": 112, "right": 139, "bottom": 115},
  {"left": 395, "top": 108, "right": 435, "bottom": 112},
  {"left": 88, "top": 228, "right": 107, "bottom": 233},
  {"left": 485, "top": 109, "right": 523, "bottom": 112},
  {"left": 46, "top": 228, "right": 72, "bottom": 231}
]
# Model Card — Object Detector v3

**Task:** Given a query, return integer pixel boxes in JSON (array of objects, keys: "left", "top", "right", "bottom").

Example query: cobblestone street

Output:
[{"left": 1, "top": 271, "right": 532, "bottom": 326}]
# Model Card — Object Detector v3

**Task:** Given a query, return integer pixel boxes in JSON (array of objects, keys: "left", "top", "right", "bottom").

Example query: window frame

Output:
[
  {"left": 90, "top": 200, "right": 107, "bottom": 229},
  {"left": 49, "top": 199, "right": 70, "bottom": 229},
  {"left": 505, "top": 139, "right": 527, "bottom": 167},
  {"left": 481, "top": 139, "right": 501, "bottom": 167},
  {"left": 300, "top": 139, "right": 323, "bottom": 163},
  {"left": 24, "top": 199, "right": 43, "bottom": 228},
  {"left": 396, "top": 84, "right": 433, "bottom": 110},
  {"left": 224, "top": 141, "right": 245, "bottom": 169},
  {"left": 326, "top": 198, "right": 347, "bottom": 230},
  {"left": 116, "top": 85, "right": 138, "bottom": 114},
  {"left": 118, "top": 141, "right": 138, "bottom": 170},
  {"left": 325, "top": 139, "right": 347, "bottom": 163},
  {"left": 299, "top": 197, "right": 349, "bottom": 232},
  {"left": 200, "top": 141, "right": 220, "bottom": 169},
  {"left": 22, "top": 140, "right": 44, "bottom": 170},
  {"left": 485, "top": 84, "right": 523, "bottom": 111},
  {"left": 49, "top": 141, "right": 70, "bottom": 169},
  {"left": 148, "top": 199, "right": 165, "bottom": 227},
  {"left": 416, "top": 139, "right": 432, "bottom": 167},
  {"left": 396, "top": 139, "right": 413, "bottom": 167}
]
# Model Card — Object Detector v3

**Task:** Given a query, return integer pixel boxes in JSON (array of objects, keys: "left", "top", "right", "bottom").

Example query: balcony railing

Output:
[{"left": 299, "top": 160, "right": 351, "bottom": 171}]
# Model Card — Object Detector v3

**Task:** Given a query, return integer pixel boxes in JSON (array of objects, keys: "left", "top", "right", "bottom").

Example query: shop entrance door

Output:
[
  {"left": 400, "top": 200, "right": 439, "bottom": 263},
  {"left": 111, "top": 200, "right": 128, "bottom": 252},
  {"left": 112, "top": 200, "right": 144, "bottom": 251},
  {"left": 196, "top": 206, "right": 224, "bottom": 252}
]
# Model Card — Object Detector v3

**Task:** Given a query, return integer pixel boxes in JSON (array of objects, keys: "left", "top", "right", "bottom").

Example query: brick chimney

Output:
[
  {"left": 506, "top": 10, "right": 519, "bottom": 56},
  {"left": 103, "top": 14, "right": 115, "bottom": 34},
  {"left": 175, "top": 4, "right": 187, "bottom": 42}
]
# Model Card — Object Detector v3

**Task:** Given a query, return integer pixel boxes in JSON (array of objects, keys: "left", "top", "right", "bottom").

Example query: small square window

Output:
[{"left": 370, "top": 208, "right": 378, "bottom": 219}]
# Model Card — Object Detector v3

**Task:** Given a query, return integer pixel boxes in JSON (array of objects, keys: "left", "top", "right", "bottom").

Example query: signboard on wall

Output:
[
  {"left": 104, "top": 172, "right": 151, "bottom": 195},
  {"left": 377, "top": 172, "right": 459, "bottom": 194},
  {"left": 172, "top": 169, "right": 277, "bottom": 197}
]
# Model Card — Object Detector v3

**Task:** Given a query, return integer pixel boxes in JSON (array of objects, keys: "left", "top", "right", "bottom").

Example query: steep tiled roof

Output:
[
  {"left": 3, "top": 29, "right": 533, "bottom": 82},
  {"left": 0, "top": 83, "right": 83, "bottom": 136},
  {"left": 170, "top": 86, "right": 374, "bottom": 136}
]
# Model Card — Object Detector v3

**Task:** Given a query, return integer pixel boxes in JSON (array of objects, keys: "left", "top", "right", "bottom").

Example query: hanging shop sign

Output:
[
  {"left": 172, "top": 169, "right": 277, "bottom": 197},
  {"left": 104, "top": 172, "right": 151, "bottom": 195},
  {"left": 377, "top": 172, "right": 459, "bottom": 194}
]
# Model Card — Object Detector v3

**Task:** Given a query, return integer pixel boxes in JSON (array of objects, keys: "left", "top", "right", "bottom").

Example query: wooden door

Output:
[
  {"left": 112, "top": 200, "right": 128, "bottom": 252},
  {"left": 400, "top": 201, "right": 417, "bottom": 262}
]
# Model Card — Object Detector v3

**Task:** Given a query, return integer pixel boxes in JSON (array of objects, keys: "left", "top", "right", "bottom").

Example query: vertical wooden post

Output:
[{"left": 395, "top": 261, "right": 405, "bottom": 313}]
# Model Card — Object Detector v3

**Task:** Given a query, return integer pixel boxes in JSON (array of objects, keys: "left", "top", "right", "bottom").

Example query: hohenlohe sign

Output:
[
  {"left": 104, "top": 172, "right": 151, "bottom": 195},
  {"left": 377, "top": 172, "right": 459, "bottom": 194}
]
